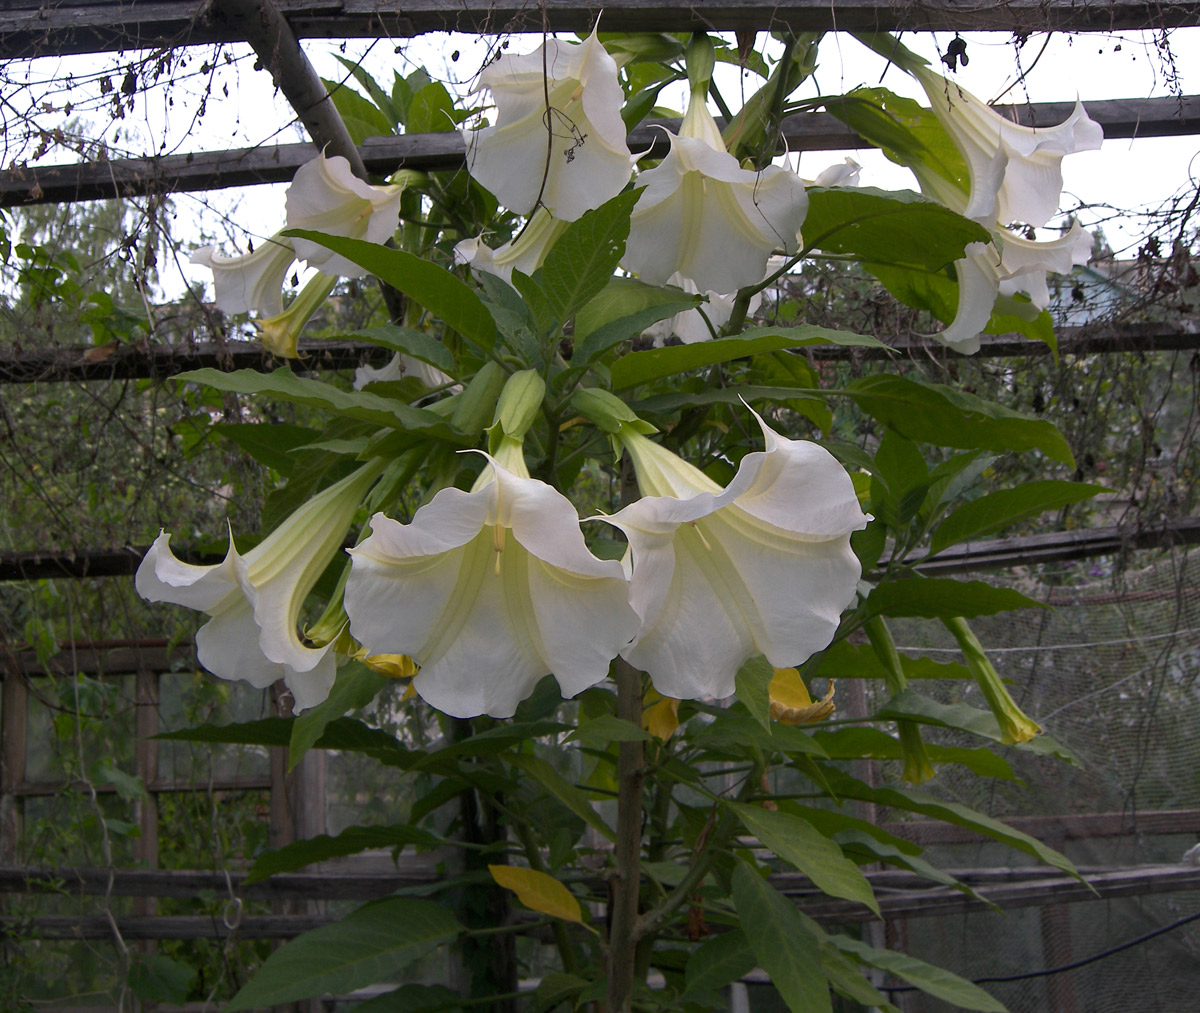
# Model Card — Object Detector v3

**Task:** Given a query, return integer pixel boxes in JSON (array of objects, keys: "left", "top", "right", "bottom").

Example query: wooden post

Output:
[
  {"left": 134, "top": 670, "right": 159, "bottom": 915},
  {"left": 1, "top": 671, "right": 27, "bottom": 864},
  {"left": 1040, "top": 833, "right": 1076, "bottom": 1013}
]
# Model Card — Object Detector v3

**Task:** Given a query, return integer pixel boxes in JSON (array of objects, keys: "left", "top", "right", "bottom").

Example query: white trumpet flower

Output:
[
  {"left": 191, "top": 235, "right": 296, "bottom": 318},
  {"left": 464, "top": 28, "right": 632, "bottom": 221},
  {"left": 345, "top": 440, "right": 639, "bottom": 719},
  {"left": 136, "top": 460, "right": 384, "bottom": 712},
  {"left": 606, "top": 413, "right": 869, "bottom": 700}
]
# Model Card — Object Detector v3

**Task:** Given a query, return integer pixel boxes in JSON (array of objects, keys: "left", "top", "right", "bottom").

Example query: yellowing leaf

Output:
[
  {"left": 643, "top": 687, "right": 681, "bottom": 739},
  {"left": 769, "top": 669, "right": 836, "bottom": 725},
  {"left": 488, "top": 865, "right": 583, "bottom": 924}
]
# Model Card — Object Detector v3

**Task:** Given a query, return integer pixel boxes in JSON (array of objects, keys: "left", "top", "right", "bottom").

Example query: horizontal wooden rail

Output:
[
  {"left": 884, "top": 807, "right": 1200, "bottom": 846},
  {"left": 5, "top": 95, "right": 1198, "bottom": 208},
  {"left": 4, "top": 516, "right": 1198, "bottom": 585},
  {"left": 9, "top": 775, "right": 272, "bottom": 798},
  {"left": 4, "top": 322, "right": 1199, "bottom": 388},
  {"left": 4, "top": 0, "right": 1199, "bottom": 60},
  {"left": 4, "top": 863, "right": 1199, "bottom": 937}
]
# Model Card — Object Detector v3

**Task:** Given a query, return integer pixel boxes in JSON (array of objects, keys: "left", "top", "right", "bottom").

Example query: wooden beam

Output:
[
  {"left": 11, "top": 775, "right": 273, "bottom": 797},
  {"left": 883, "top": 807, "right": 1200, "bottom": 846},
  {"left": 5, "top": 95, "right": 1199, "bottom": 208},
  {"left": 4, "top": 0, "right": 1200, "bottom": 60},
  {"left": 3, "top": 321, "right": 1200, "bottom": 388},
  {"left": 7, "top": 863, "right": 1200, "bottom": 937},
  {"left": 5, "top": 514, "right": 1198, "bottom": 585}
]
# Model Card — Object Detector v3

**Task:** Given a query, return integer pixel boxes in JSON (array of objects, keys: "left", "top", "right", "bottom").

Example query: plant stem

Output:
[{"left": 607, "top": 656, "right": 645, "bottom": 1013}]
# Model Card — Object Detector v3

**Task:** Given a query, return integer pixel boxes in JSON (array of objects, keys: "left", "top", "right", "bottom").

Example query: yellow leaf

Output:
[
  {"left": 642, "top": 686, "right": 681, "bottom": 740},
  {"left": 769, "top": 668, "right": 836, "bottom": 725},
  {"left": 488, "top": 865, "right": 583, "bottom": 924}
]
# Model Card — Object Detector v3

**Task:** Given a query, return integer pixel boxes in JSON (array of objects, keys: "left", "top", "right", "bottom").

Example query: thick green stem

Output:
[
  {"left": 607, "top": 657, "right": 645, "bottom": 1013},
  {"left": 865, "top": 616, "right": 935, "bottom": 784}
]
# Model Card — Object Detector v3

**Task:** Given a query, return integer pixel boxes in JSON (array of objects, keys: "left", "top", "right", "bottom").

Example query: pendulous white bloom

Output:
[
  {"left": 937, "top": 220, "right": 1093, "bottom": 353},
  {"left": 285, "top": 153, "right": 404, "bottom": 277},
  {"left": 191, "top": 235, "right": 296, "bottom": 318},
  {"left": 605, "top": 412, "right": 869, "bottom": 701},
  {"left": 464, "top": 29, "right": 632, "bottom": 221},
  {"left": 345, "top": 439, "right": 639, "bottom": 719},
  {"left": 136, "top": 460, "right": 385, "bottom": 712},
  {"left": 453, "top": 208, "right": 570, "bottom": 284},
  {"left": 353, "top": 351, "right": 455, "bottom": 391},
  {"left": 911, "top": 65, "right": 1102, "bottom": 229},
  {"left": 624, "top": 93, "right": 808, "bottom": 293}
]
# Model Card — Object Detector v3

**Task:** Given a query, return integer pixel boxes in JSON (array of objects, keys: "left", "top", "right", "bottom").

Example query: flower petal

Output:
[
  {"left": 464, "top": 30, "right": 632, "bottom": 220},
  {"left": 191, "top": 237, "right": 295, "bottom": 317},
  {"left": 286, "top": 154, "right": 402, "bottom": 276}
]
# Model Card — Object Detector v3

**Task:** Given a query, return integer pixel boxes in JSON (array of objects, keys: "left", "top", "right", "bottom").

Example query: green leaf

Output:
[
  {"left": 533, "top": 973, "right": 590, "bottom": 1013},
  {"left": 844, "top": 373, "right": 1074, "bottom": 465},
  {"left": 575, "top": 276, "right": 699, "bottom": 341},
  {"left": 321, "top": 77, "right": 394, "bottom": 144},
  {"left": 829, "top": 936, "right": 1007, "bottom": 1011},
  {"left": 731, "top": 863, "right": 832, "bottom": 1013},
  {"left": 811, "top": 640, "right": 970, "bottom": 681},
  {"left": 734, "top": 655, "right": 774, "bottom": 732},
  {"left": 290, "top": 661, "right": 389, "bottom": 770},
  {"left": 156, "top": 717, "right": 413, "bottom": 764},
  {"left": 824, "top": 770, "right": 1079, "bottom": 877},
  {"left": 570, "top": 300, "right": 700, "bottom": 368},
  {"left": 612, "top": 325, "right": 883, "bottom": 389},
  {"left": 176, "top": 367, "right": 465, "bottom": 441},
  {"left": 224, "top": 898, "right": 461, "bottom": 1010},
  {"left": 213, "top": 422, "right": 321, "bottom": 476},
  {"left": 824, "top": 88, "right": 967, "bottom": 190},
  {"left": 407, "top": 81, "right": 458, "bottom": 134},
  {"left": 681, "top": 929, "right": 756, "bottom": 1002},
  {"left": 350, "top": 984, "right": 461, "bottom": 1012},
  {"left": 332, "top": 56, "right": 399, "bottom": 128},
  {"left": 804, "top": 186, "right": 988, "bottom": 268},
  {"left": 245, "top": 824, "right": 439, "bottom": 884},
  {"left": 632, "top": 384, "right": 831, "bottom": 415},
  {"left": 281, "top": 231, "right": 497, "bottom": 351},
  {"left": 863, "top": 577, "right": 1046, "bottom": 620},
  {"left": 875, "top": 689, "right": 1078, "bottom": 763},
  {"left": 128, "top": 955, "right": 196, "bottom": 1005},
  {"left": 503, "top": 752, "right": 615, "bottom": 841},
  {"left": 813, "top": 726, "right": 1017, "bottom": 780},
  {"left": 930, "top": 480, "right": 1103, "bottom": 554},
  {"left": 566, "top": 714, "right": 652, "bottom": 748},
  {"left": 537, "top": 189, "right": 643, "bottom": 326},
  {"left": 689, "top": 709, "right": 827, "bottom": 758},
  {"left": 347, "top": 325, "right": 455, "bottom": 373},
  {"left": 729, "top": 803, "right": 879, "bottom": 916}
]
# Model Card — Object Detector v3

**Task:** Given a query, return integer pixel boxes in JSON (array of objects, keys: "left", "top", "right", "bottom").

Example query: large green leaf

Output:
[
  {"left": 876, "top": 689, "right": 1079, "bottom": 763},
  {"left": 733, "top": 655, "right": 773, "bottom": 732},
  {"left": 176, "top": 367, "right": 465, "bottom": 442},
  {"left": 224, "top": 898, "right": 461, "bottom": 1010},
  {"left": 930, "top": 480, "right": 1103, "bottom": 555},
  {"left": 829, "top": 936, "right": 1007, "bottom": 1011},
  {"left": 632, "top": 384, "right": 830, "bottom": 415},
  {"left": 245, "top": 824, "right": 439, "bottom": 884},
  {"left": 156, "top": 717, "right": 413, "bottom": 764},
  {"left": 729, "top": 803, "right": 879, "bottom": 916},
  {"left": 731, "top": 863, "right": 832, "bottom": 1013},
  {"left": 321, "top": 77, "right": 394, "bottom": 144},
  {"left": 213, "top": 422, "right": 321, "bottom": 476},
  {"left": 570, "top": 300, "right": 700, "bottom": 368},
  {"left": 574, "top": 276, "right": 700, "bottom": 341},
  {"left": 823, "top": 770, "right": 1079, "bottom": 877},
  {"left": 503, "top": 752, "right": 615, "bottom": 841},
  {"left": 863, "top": 577, "right": 1045, "bottom": 621},
  {"left": 804, "top": 186, "right": 988, "bottom": 268},
  {"left": 347, "top": 325, "right": 454, "bottom": 373},
  {"left": 612, "top": 325, "right": 883, "bottom": 389},
  {"left": 332, "top": 56, "right": 399, "bottom": 129},
  {"left": 844, "top": 373, "right": 1073, "bottom": 464},
  {"left": 536, "top": 189, "right": 642, "bottom": 326},
  {"left": 814, "top": 725, "right": 1016, "bottom": 780},
  {"left": 811, "top": 640, "right": 971, "bottom": 681},
  {"left": 289, "top": 661, "right": 389, "bottom": 769},
  {"left": 282, "top": 231, "right": 497, "bottom": 351},
  {"left": 681, "top": 930, "right": 757, "bottom": 1003}
]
